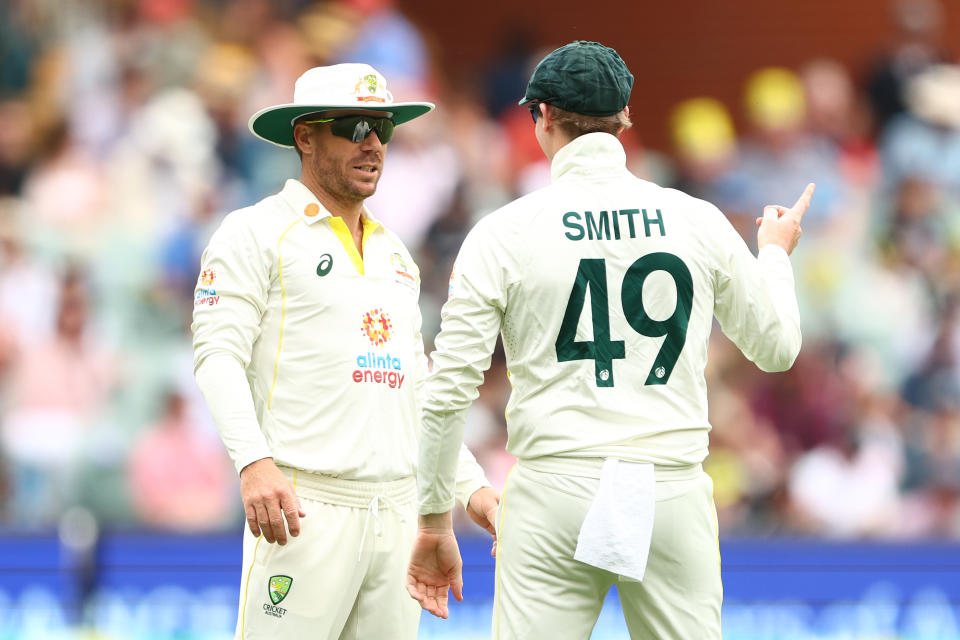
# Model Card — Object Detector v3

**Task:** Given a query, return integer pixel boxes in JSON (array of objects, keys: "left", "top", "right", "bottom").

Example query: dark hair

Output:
[{"left": 547, "top": 104, "right": 632, "bottom": 139}]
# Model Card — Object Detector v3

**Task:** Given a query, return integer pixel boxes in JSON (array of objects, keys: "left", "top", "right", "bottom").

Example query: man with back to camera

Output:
[
  {"left": 407, "top": 41, "right": 814, "bottom": 638},
  {"left": 191, "top": 63, "right": 499, "bottom": 639}
]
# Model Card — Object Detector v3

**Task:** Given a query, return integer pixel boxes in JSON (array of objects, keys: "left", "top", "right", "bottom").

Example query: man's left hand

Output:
[{"left": 466, "top": 486, "right": 499, "bottom": 557}]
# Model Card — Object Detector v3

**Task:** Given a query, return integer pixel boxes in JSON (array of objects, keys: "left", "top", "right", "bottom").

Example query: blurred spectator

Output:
[
  {"left": 128, "top": 390, "right": 237, "bottom": 532},
  {"left": 669, "top": 97, "right": 750, "bottom": 232},
  {"left": 0, "top": 198, "right": 58, "bottom": 349},
  {"left": 736, "top": 67, "right": 844, "bottom": 239},
  {"left": 0, "top": 98, "right": 35, "bottom": 196},
  {"left": 800, "top": 58, "right": 879, "bottom": 189},
  {"left": 0, "top": 2, "right": 38, "bottom": 94},
  {"left": 880, "top": 64, "right": 960, "bottom": 195},
  {"left": 705, "top": 377, "right": 791, "bottom": 535},
  {"left": 750, "top": 344, "right": 852, "bottom": 454},
  {"left": 482, "top": 26, "right": 539, "bottom": 118},
  {"left": 787, "top": 392, "right": 905, "bottom": 538},
  {"left": 829, "top": 247, "right": 935, "bottom": 388},
  {"left": 902, "top": 300, "right": 960, "bottom": 411},
  {"left": 866, "top": 0, "right": 949, "bottom": 131},
  {"left": 900, "top": 408, "right": 960, "bottom": 536},
  {"left": 325, "top": 0, "right": 430, "bottom": 94},
  {"left": 191, "top": 43, "right": 259, "bottom": 195},
  {"left": 364, "top": 111, "right": 463, "bottom": 248},
  {"left": 0, "top": 270, "right": 116, "bottom": 525},
  {"left": 20, "top": 118, "right": 107, "bottom": 255},
  {"left": 107, "top": 88, "right": 220, "bottom": 231}
]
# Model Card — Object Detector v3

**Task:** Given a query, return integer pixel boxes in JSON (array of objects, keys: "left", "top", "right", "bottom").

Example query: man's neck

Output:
[
  {"left": 299, "top": 173, "right": 367, "bottom": 255},
  {"left": 544, "top": 132, "right": 575, "bottom": 163},
  {"left": 299, "top": 173, "right": 364, "bottom": 228}
]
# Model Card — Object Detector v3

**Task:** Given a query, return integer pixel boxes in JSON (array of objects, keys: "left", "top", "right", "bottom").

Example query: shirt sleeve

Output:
[
  {"left": 709, "top": 205, "right": 802, "bottom": 372},
  {"left": 191, "top": 211, "right": 273, "bottom": 473},
  {"left": 408, "top": 249, "right": 491, "bottom": 510},
  {"left": 195, "top": 352, "right": 272, "bottom": 474},
  {"left": 191, "top": 211, "right": 270, "bottom": 370},
  {"left": 419, "top": 222, "right": 507, "bottom": 514}
]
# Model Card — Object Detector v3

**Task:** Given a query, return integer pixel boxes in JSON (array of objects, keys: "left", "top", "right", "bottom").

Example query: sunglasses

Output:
[
  {"left": 527, "top": 100, "right": 548, "bottom": 123},
  {"left": 300, "top": 115, "right": 396, "bottom": 144}
]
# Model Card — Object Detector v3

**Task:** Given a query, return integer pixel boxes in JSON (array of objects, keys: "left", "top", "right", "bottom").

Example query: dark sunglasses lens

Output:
[
  {"left": 374, "top": 118, "right": 394, "bottom": 143},
  {"left": 329, "top": 118, "right": 355, "bottom": 140},
  {"left": 529, "top": 104, "right": 538, "bottom": 122},
  {"left": 350, "top": 119, "right": 372, "bottom": 143},
  {"left": 330, "top": 117, "right": 394, "bottom": 143}
]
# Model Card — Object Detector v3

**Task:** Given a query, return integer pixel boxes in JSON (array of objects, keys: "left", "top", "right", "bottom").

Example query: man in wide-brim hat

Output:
[{"left": 192, "top": 63, "right": 498, "bottom": 639}]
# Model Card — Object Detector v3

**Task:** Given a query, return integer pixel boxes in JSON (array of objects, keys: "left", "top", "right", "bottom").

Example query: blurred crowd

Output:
[{"left": 1, "top": 0, "right": 959, "bottom": 539}]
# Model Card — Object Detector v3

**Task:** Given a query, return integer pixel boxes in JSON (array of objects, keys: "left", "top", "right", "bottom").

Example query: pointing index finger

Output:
[{"left": 791, "top": 183, "right": 816, "bottom": 220}]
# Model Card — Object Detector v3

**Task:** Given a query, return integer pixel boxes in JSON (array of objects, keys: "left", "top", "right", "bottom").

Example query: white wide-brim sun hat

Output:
[{"left": 248, "top": 63, "right": 435, "bottom": 148}]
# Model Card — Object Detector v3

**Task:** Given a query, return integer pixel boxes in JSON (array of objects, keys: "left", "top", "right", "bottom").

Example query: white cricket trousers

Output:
[
  {"left": 492, "top": 458, "right": 722, "bottom": 639},
  {"left": 234, "top": 467, "right": 420, "bottom": 639}
]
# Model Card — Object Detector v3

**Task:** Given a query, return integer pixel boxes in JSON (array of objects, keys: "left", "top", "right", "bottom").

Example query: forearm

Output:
[
  {"left": 754, "top": 245, "right": 802, "bottom": 370},
  {"left": 195, "top": 352, "right": 271, "bottom": 473},
  {"left": 454, "top": 441, "right": 490, "bottom": 508},
  {"left": 418, "top": 407, "right": 467, "bottom": 514}
]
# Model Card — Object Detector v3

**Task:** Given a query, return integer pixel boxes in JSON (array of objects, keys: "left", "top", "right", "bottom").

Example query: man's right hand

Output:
[
  {"left": 240, "top": 457, "right": 306, "bottom": 545},
  {"left": 756, "top": 182, "right": 816, "bottom": 255},
  {"left": 406, "top": 512, "right": 464, "bottom": 619}
]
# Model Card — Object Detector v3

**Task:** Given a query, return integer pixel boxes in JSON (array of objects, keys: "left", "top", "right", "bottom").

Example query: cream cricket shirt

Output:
[
  {"left": 193, "top": 179, "right": 486, "bottom": 503},
  {"left": 419, "top": 133, "right": 802, "bottom": 513}
]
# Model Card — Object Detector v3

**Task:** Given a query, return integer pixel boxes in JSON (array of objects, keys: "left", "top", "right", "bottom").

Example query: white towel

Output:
[{"left": 574, "top": 458, "right": 655, "bottom": 582}]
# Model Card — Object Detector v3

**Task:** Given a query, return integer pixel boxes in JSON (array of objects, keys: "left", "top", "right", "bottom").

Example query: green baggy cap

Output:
[{"left": 519, "top": 41, "right": 634, "bottom": 116}]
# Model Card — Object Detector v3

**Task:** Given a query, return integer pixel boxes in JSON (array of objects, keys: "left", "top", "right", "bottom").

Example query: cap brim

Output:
[{"left": 248, "top": 102, "right": 435, "bottom": 147}]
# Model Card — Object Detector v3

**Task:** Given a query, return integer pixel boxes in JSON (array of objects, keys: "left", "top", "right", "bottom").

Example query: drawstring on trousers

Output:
[{"left": 358, "top": 494, "right": 408, "bottom": 561}]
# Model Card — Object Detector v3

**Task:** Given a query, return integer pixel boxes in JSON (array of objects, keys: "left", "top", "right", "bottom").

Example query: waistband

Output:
[
  {"left": 520, "top": 455, "right": 702, "bottom": 481},
  {"left": 280, "top": 466, "right": 417, "bottom": 509}
]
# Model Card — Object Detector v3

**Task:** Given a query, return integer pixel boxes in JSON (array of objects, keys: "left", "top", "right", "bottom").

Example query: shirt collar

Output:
[
  {"left": 550, "top": 132, "right": 628, "bottom": 182},
  {"left": 278, "top": 178, "right": 383, "bottom": 230}
]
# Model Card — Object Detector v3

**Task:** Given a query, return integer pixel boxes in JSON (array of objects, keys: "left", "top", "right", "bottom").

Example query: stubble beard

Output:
[{"left": 311, "top": 148, "right": 381, "bottom": 207}]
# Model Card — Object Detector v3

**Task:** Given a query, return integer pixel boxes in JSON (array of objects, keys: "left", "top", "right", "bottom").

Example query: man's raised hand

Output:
[{"left": 756, "top": 182, "right": 816, "bottom": 255}]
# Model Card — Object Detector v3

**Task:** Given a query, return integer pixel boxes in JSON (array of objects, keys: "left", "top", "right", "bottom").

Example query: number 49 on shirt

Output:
[{"left": 555, "top": 253, "right": 693, "bottom": 387}]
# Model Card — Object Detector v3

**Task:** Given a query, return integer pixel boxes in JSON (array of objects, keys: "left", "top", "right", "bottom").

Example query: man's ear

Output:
[
  {"left": 293, "top": 123, "right": 313, "bottom": 155},
  {"left": 540, "top": 103, "right": 552, "bottom": 131},
  {"left": 617, "top": 106, "right": 630, "bottom": 138}
]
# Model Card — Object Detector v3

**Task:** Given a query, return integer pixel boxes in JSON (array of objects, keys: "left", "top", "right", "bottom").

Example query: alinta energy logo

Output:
[
  {"left": 354, "top": 308, "right": 405, "bottom": 389},
  {"left": 195, "top": 269, "right": 219, "bottom": 307},
  {"left": 361, "top": 308, "right": 392, "bottom": 346}
]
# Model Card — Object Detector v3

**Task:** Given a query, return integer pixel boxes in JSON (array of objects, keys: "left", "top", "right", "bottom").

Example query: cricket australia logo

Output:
[
  {"left": 354, "top": 73, "right": 387, "bottom": 103},
  {"left": 263, "top": 575, "right": 292, "bottom": 618},
  {"left": 269, "top": 575, "right": 292, "bottom": 604}
]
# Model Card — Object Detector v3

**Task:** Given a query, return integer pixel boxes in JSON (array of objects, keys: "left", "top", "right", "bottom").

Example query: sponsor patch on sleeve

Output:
[
  {"left": 390, "top": 252, "right": 418, "bottom": 291},
  {"left": 195, "top": 268, "right": 220, "bottom": 307}
]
